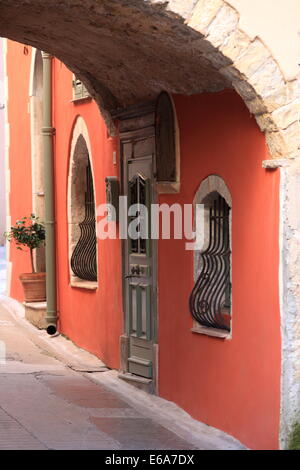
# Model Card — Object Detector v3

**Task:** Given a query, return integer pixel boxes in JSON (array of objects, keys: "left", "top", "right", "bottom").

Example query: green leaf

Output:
[{"left": 4, "top": 214, "right": 45, "bottom": 251}]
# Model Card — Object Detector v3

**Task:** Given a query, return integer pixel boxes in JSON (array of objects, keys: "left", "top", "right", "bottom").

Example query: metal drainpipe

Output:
[{"left": 41, "top": 51, "right": 57, "bottom": 335}]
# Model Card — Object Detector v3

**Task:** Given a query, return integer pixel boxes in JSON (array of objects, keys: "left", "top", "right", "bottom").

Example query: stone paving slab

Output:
[
  {"left": 91, "top": 417, "right": 199, "bottom": 450},
  {"left": 0, "top": 371, "right": 197, "bottom": 450},
  {"left": 38, "top": 375, "right": 132, "bottom": 409},
  {"left": 88, "top": 370, "right": 246, "bottom": 451},
  {"left": 0, "top": 408, "right": 47, "bottom": 450},
  {"left": 0, "top": 374, "right": 120, "bottom": 450},
  {"left": 0, "top": 297, "right": 246, "bottom": 450}
]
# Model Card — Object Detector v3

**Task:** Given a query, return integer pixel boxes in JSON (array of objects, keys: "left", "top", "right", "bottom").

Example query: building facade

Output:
[{"left": 1, "top": 0, "right": 300, "bottom": 450}]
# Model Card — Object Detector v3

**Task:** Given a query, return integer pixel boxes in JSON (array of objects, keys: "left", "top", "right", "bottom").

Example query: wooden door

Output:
[{"left": 122, "top": 129, "right": 156, "bottom": 379}]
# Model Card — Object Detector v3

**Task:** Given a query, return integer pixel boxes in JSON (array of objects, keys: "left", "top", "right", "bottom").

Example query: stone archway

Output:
[
  {"left": 0, "top": 0, "right": 297, "bottom": 160},
  {"left": 1, "top": 0, "right": 299, "bottom": 449}
]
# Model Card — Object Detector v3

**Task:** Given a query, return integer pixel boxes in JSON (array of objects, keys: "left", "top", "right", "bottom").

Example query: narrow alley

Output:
[
  {"left": 1, "top": 0, "right": 298, "bottom": 451},
  {"left": 0, "top": 298, "right": 244, "bottom": 450}
]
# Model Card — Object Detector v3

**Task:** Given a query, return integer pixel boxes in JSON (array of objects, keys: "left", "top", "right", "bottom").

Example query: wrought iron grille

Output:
[
  {"left": 71, "top": 161, "right": 97, "bottom": 281},
  {"left": 128, "top": 174, "right": 147, "bottom": 255},
  {"left": 189, "top": 194, "right": 231, "bottom": 331}
]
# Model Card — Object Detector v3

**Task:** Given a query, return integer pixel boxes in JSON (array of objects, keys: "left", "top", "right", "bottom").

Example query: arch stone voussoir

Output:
[
  {"left": 188, "top": 0, "right": 224, "bottom": 33},
  {"left": 185, "top": 0, "right": 298, "bottom": 160},
  {"left": 0, "top": 0, "right": 297, "bottom": 160}
]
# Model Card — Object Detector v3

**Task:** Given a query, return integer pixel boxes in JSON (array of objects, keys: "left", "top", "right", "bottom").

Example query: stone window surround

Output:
[
  {"left": 156, "top": 93, "right": 181, "bottom": 195},
  {"left": 191, "top": 174, "right": 232, "bottom": 340},
  {"left": 29, "top": 48, "right": 46, "bottom": 273},
  {"left": 68, "top": 116, "right": 98, "bottom": 290}
]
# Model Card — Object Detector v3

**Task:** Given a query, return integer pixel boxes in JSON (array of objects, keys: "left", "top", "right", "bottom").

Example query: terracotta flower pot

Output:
[{"left": 19, "top": 272, "right": 46, "bottom": 302}]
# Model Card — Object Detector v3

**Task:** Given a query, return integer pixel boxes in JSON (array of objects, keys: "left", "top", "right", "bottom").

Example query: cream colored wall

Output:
[{"left": 227, "top": 0, "right": 300, "bottom": 80}]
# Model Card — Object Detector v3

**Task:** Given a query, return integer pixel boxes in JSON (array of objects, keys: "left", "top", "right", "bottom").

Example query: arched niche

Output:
[{"left": 68, "top": 117, "right": 98, "bottom": 289}]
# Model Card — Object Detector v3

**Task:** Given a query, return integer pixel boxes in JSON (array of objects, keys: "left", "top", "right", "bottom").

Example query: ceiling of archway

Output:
[{"left": 0, "top": 0, "right": 232, "bottom": 118}]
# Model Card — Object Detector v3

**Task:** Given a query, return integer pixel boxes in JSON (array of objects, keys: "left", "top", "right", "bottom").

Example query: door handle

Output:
[
  {"left": 125, "top": 265, "right": 141, "bottom": 278},
  {"left": 134, "top": 266, "right": 141, "bottom": 276}
]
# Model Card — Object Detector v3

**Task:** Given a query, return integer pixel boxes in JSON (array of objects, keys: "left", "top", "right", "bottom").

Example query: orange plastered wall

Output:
[
  {"left": 6, "top": 42, "right": 281, "bottom": 449},
  {"left": 7, "top": 44, "right": 123, "bottom": 368},
  {"left": 52, "top": 59, "right": 122, "bottom": 369},
  {"left": 158, "top": 91, "right": 281, "bottom": 450},
  {"left": 7, "top": 41, "right": 33, "bottom": 299}
]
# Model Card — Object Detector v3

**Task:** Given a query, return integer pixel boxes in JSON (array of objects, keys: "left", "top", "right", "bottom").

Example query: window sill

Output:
[
  {"left": 191, "top": 325, "right": 231, "bottom": 339},
  {"left": 23, "top": 301, "right": 47, "bottom": 310},
  {"left": 70, "top": 277, "right": 98, "bottom": 290},
  {"left": 156, "top": 181, "right": 180, "bottom": 194},
  {"left": 70, "top": 96, "right": 92, "bottom": 104}
]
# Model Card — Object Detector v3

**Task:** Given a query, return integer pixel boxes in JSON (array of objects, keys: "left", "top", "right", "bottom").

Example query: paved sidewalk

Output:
[
  {"left": 0, "top": 246, "right": 6, "bottom": 295},
  {"left": 0, "top": 296, "right": 246, "bottom": 450}
]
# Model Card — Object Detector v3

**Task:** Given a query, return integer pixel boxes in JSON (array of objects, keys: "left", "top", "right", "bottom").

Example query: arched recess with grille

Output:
[
  {"left": 67, "top": 116, "right": 98, "bottom": 289},
  {"left": 190, "top": 174, "right": 232, "bottom": 339}
]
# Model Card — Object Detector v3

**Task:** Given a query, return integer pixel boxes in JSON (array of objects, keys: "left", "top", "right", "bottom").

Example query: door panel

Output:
[{"left": 122, "top": 132, "right": 156, "bottom": 379}]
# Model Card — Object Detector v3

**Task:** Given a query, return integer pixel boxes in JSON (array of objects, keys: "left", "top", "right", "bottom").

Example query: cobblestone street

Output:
[{"left": 0, "top": 298, "right": 244, "bottom": 450}]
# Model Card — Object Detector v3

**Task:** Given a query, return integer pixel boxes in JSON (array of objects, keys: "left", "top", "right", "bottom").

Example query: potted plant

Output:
[{"left": 5, "top": 214, "right": 46, "bottom": 302}]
